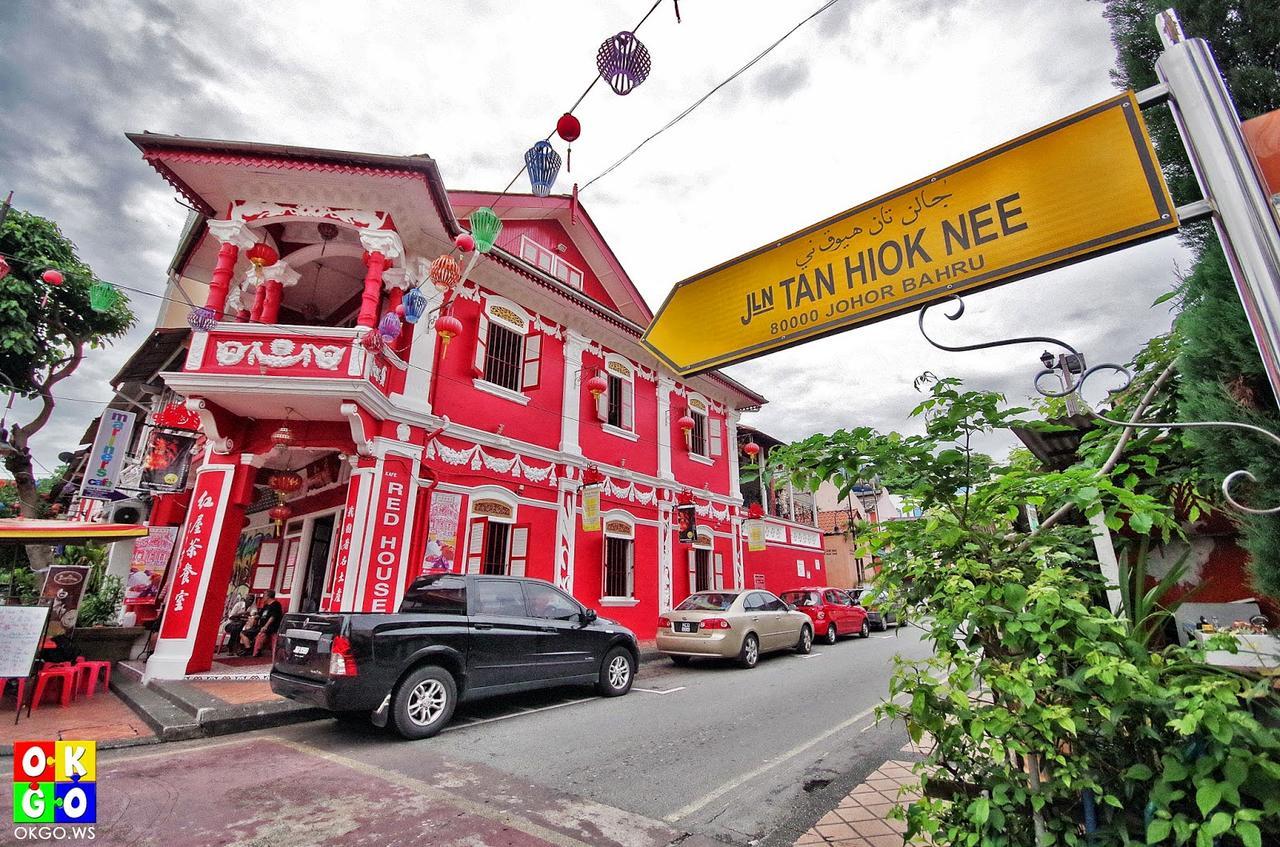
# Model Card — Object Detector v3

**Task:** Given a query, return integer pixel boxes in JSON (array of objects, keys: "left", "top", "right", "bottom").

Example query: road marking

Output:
[
  {"left": 796, "top": 652, "right": 824, "bottom": 659},
  {"left": 632, "top": 686, "right": 686, "bottom": 695},
  {"left": 662, "top": 693, "right": 909, "bottom": 824},
  {"left": 440, "top": 697, "right": 594, "bottom": 733},
  {"left": 876, "top": 635, "right": 896, "bottom": 639}
]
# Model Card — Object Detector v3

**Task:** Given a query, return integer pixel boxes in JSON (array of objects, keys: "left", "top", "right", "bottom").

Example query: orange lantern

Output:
[{"left": 429, "top": 256, "right": 461, "bottom": 292}]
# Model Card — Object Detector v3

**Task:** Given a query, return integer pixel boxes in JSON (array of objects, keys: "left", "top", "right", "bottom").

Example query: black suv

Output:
[{"left": 271, "top": 574, "right": 639, "bottom": 739}]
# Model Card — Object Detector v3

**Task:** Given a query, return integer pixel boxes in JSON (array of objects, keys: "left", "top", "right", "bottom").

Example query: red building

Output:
[{"left": 119, "top": 134, "right": 823, "bottom": 680}]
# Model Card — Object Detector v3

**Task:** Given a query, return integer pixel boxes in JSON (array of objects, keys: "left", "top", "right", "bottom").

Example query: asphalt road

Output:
[{"left": 74, "top": 623, "right": 931, "bottom": 847}]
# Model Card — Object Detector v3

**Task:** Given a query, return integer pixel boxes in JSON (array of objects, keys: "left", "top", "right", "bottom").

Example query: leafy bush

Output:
[{"left": 771, "top": 376, "right": 1280, "bottom": 846}]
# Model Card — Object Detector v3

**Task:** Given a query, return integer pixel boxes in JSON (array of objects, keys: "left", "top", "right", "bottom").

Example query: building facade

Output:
[{"left": 115, "top": 134, "right": 823, "bottom": 679}]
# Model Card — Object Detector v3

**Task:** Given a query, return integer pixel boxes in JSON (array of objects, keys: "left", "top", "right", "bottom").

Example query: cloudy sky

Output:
[{"left": 0, "top": 0, "right": 1190, "bottom": 474}]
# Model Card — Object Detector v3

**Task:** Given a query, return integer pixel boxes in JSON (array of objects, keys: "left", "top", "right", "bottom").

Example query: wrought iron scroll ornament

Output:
[{"left": 918, "top": 295, "right": 1280, "bottom": 515}]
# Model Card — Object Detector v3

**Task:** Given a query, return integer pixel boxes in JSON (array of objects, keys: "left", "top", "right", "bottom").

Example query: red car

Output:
[{"left": 780, "top": 587, "right": 870, "bottom": 644}]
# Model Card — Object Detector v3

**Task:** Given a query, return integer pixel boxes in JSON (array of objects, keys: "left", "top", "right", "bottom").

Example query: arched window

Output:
[
  {"left": 473, "top": 296, "right": 541, "bottom": 396},
  {"left": 464, "top": 488, "right": 529, "bottom": 577},
  {"left": 601, "top": 511, "right": 635, "bottom": 599},
  {"left": 595, "top": 354, "right": 635, "bottom": 434}
]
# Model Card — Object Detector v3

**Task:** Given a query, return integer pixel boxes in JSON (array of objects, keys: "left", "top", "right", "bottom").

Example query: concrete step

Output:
[{"left": 109, "top": 672, "right": 202, "bottom": 742}]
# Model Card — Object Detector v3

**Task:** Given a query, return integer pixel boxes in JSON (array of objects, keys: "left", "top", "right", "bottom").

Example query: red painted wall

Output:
[{"left": 493, "top": 219, "right": 620, "bottom": 314}]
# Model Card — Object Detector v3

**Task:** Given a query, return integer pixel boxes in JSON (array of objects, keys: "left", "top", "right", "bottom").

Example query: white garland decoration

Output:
[{"left": 426, "top": 439, "right": 558, "bottom": 485}]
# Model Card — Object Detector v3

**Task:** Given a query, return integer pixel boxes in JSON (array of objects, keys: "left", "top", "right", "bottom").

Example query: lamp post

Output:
[{"left": 1040, "top": 350, "right": 1087, "bottom": 415}]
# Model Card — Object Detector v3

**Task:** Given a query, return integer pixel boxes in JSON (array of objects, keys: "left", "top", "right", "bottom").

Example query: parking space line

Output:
[
  {"left": 796, "top": 652, "right": 823, "bottom": 658},
  {"left": 441, "top": 697, "right": 594, "bottom": 733},
  {"left": 632, "top": 686, "right": 687, "bottom": 695}
]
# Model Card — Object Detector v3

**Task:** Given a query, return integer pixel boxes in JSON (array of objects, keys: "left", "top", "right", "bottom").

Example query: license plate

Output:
[
  {"left": 292, "top": 645, "right": 310, "bottom": 657},
  {"left": 675, "top": 621, "right": 698, "bottom": 633}
]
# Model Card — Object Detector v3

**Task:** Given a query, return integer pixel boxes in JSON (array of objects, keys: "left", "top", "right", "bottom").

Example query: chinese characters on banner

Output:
[
  {"left": 362, "top": 456, "right": 412, "bottom": 612},
  {"left": 125, "top": 526, "right": 179, "bottom": 603},
  {"left": 582, "top": 486, "right": 601, "bottom": 531},
  {"left": 422, "top": 491, "right": 461, "bottom": 574},
  {"left": 323, "top": 477, "right": 363, "bottom": 612},
  {"left": 159, "top": 474, "right": 223, "bottom": 639}
]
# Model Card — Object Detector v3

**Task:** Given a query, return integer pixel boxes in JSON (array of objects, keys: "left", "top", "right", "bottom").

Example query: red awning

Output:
[{"left": 0, "top": 519, "right": 149, "bottom": 544}]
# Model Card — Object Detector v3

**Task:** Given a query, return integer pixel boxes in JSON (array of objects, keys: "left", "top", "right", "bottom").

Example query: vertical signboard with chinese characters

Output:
[
  {"left": 159, "top": 468, "right": 229, "bottom": 639},
  {"left": 124, "top": 526, "right": 178, "bottom": 604},
  {"left": 79, "top": 410, "right": 136, "bottom": 499},
  {"left": 361, "top": 455, "right": 413, "bottom": 612}
]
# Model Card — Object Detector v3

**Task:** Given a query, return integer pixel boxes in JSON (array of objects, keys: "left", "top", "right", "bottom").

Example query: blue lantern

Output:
[
  {"left": 524, "top": 141, "right": 562, "bottom": 197},
  {"left": 403, "top": 287, "right": 428, "bottom": 325}
]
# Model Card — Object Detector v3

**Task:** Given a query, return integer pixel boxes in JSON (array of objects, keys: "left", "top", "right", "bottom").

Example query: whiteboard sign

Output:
[{"left": 0, "top": 606, "right": 51, "bottom": 678}]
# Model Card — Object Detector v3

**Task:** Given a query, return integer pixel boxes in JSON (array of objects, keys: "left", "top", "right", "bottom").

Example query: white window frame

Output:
[
  {"left": 600, "top": 511, "right": 637, "bottom": 604},
  {"left": 600, "top": 354, "right": 636, "bottom": 437},
  {"left": 473, "top": 295, "right": 541, "bottom": 402},
  {"left": 519, "top": 235, "right": 585, "bottom": 290},
  {"left": 685, "top": 393, "right": 717, "bottom": 462}
]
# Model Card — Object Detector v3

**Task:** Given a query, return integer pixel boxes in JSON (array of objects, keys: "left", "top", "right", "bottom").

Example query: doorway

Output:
[
  {"left": 298, "top": 514, "right": 335, "bottom": 613},
  {"left": 482, "top": 522, "right": 512, "bottom": 575}
]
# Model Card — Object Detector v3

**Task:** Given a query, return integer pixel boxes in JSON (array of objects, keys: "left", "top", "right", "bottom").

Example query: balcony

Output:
[{"left": 167, "top": 323, "right": 408, "bottom": 419}]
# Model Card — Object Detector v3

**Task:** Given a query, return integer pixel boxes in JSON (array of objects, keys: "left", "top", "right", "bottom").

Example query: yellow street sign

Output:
[{"left": 643, "top": 92, "right": 1178, "bottom": 376}]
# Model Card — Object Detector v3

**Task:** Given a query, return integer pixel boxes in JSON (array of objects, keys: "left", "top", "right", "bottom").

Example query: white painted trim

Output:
[
  {"left": 472, "top": 378, "right": 532, "bottom": 406},
  {"left": 689, "top": 453, "right": 714, "bottom": 467},
  {"left": 599, "top": 597, "right": 639, "bottom": 607},
  {"left": 601, "top": 423, "right": 639, "bottom": 442}
]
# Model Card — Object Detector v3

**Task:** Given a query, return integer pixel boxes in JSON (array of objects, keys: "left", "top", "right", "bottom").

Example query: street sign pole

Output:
[{"left": 1155, "top": 10, "right": 1280, "bottom": 405}]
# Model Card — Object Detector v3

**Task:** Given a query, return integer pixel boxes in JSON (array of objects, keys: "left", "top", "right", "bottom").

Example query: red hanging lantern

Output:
[
  {"left": 246, "top": 242, "right": 278, "bottom": 269},
  {"left": 556, "top": 113, "right": 581, "bottom": 172},
  {"left": 270, "top": 424, "right": 294, "bottom": 450},
  {"left": 747, "top": 502, "right": 765, "bottom": 520},
  {"left": 268, "top": 469, "right": 303, "bottom": 499},
  {"left": 585, "top": 374, "right": 608, "bottom": 399},
  {"left": 269, "top": 503, "right": 293, "bottom": 533},
  {"left": 677, "top": 414, "right": 695, "bottom": 433},
  {"left": 454, "top": 232, "right": 476, "bottom": 253},
  {"left": 429, "top": 255, "right": 461, "bottom": 293},
  {"left": 0, "top": 257, "right": 9, "bottom": 281},
  {"left": 581, "top": 464, "right": 605, "bottom": 487},
  {"left": 41, "top": 269, "right": 64, "bottom": 286},
  {"left": 435, "top": 314, "right": 463, "bottom": 355},
  {"left": 742, "top": 442, "right": 761, "bottom": 460}
]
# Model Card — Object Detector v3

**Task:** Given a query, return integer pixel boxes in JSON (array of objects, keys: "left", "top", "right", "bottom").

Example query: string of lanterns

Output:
[{"left": 0, "top": 244, "right": 126, "bottom": 315}]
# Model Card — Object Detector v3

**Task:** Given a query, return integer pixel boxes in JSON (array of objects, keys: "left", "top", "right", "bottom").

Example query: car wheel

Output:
[
  {"left": 670, "top": 655, "right": 690, "bottom": 666},
  {"left": 738, "top": 633, "right": 760, "bottom": 669},
  {"left": 795, "top": 626, "right": 813, "bottom": 654},
  {"left": 391, "top": 665, "right": 457, "bottom": 740},
  {"left": 597, "top": 647, "right": 635, "bottom": 697},
  {"left": 859, "top": 619, "right": 871, "bottom": 639},
  {"left": 824, "top": 623, "right": 838, "bottom": 645}
]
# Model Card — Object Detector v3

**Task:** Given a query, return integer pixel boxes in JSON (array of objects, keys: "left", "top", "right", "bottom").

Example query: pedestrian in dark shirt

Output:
[{"left": 250, "top": 590, "right": 283, "bottom": 658}]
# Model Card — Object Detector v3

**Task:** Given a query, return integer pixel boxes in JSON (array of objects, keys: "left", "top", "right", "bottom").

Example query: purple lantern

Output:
[
  {"left": 378, "top": 311, "right": 402, "bottom": 342},
  {"left": 596, "top": 31, "right": 651, "bottom": 96},
  {"left": 187, "top": 306, "right": 217, "bottom": 332}
]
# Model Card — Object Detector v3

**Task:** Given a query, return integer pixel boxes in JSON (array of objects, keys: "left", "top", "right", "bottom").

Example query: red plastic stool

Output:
[
  {"left": 16, "top": 665, "right": 78, "bottom": 711},
  {"left": 75, "top": 660, "right": 112, "bottom": 696}
]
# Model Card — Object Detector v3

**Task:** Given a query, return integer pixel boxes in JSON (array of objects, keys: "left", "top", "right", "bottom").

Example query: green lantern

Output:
[
  {"left": 89, "top": 281, "right": 123, "bottom": 313},
  {"left": 468, "top": 207, "right": 502, "bottom": 254}
]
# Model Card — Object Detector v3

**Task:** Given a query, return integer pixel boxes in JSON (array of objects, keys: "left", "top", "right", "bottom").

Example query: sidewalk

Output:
[{"left": 793, "top": 738, "right": 932, "bottom": 846}]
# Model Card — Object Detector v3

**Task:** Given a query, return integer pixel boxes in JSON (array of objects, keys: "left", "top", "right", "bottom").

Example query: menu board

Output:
[{"left": 0, "top": 606, "right": 50, "bottom": 678}]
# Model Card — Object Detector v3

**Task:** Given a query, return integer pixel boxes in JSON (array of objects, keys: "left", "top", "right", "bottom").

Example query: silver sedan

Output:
[{"left": 656, "top": 590, "right": 814, "bottom": 668}]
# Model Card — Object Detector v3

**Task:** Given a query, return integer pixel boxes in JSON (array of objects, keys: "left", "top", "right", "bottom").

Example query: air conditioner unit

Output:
[{"left": 107, "top": 498, "right": 149, "bottom": 525}]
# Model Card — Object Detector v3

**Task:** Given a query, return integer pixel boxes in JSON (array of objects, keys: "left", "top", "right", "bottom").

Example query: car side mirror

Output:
[
  {"left": 581, "top": 608, "right": 598, "bottom": 624},
  {"left": 785, "top": 603, "right": 796, "bottom": 612}
]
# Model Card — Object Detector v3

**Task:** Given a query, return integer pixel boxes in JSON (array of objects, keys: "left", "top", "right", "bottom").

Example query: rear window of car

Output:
[
  {"left": 857, "top": 588, "right": 878, "bottom": 604},
  {"left": 781, "top": 591, "right": 821, "bottom": 607},
  {"left": 400, "top": 576, "right": 466, "bottom": 614},
  {"left": 676, "top": 593, "right": 738, "bottom": 611}
]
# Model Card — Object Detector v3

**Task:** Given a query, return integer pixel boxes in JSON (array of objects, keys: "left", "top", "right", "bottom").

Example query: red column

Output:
[
  {"left": 358, "top": 251, "right": 387, "bottom": 328},
  {"left": 249, "top": 283, "right": 267, "bottom": 322},
  {"left": 386, "top": 287, "right": 404, "bottom": 314},
  {"left": 207, "top": 242, "right": 240, "bottom": 319},
  {"left": 261, "top": 280, "right": 284, "bottom": 324}
]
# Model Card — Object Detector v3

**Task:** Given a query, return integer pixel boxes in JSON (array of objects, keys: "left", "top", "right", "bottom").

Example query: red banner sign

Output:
[
  {"left": 160, "top": 470, "right": 225, "bottom": 638},
  {"left": 362, "top": 456, "right": 412, "bottom": 613}
]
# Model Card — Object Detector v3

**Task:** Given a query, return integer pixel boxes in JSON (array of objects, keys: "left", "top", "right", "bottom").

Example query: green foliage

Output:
[
  {"left": 771, "top": 376, "right": 1280, "bottom": 846},
  {"left": 76, "top": 575, "right": 123, "bottom": 628},
  {"left": 0, "top": 208, "right": 134, "bottom": 394}
]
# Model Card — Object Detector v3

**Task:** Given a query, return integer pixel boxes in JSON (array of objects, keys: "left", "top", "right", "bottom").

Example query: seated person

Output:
[
  {"left": 242, "top": 590, "right": 284, "bottom": 658},
  {"left": 222, "top": 593, "right": 250, "bottom": 654}
]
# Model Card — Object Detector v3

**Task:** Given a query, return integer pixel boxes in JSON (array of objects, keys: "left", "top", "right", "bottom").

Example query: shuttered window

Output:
[
  {"left": 484, "top": 323, "right": 524, "bottom": 392},
  {"left": 481, "top": 522, "right": 511, "bottom": 575},
  {"left": 690, "top": 410, "right": 708, "bottom": 456}
]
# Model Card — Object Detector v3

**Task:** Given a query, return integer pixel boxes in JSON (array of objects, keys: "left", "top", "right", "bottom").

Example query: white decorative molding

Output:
[
  {"left": 215, "top": 338, "right": 346, "bottom": 370},
  {"left": 658, "top": 506, "right": 673, "bottom": 611},
  {"left": 358, "top": 229, "right": 405, "bottom": 260},
  {"left": 791, "top": 527, "right": 822, "bottom": 549},
  {"left": 206, "top": 218, "right": 256, "bottom": 250},
  {"left": 185, "top": 398, "right": 233, "bottom": 454},
  {"left": 382, "top": 267, "right": 409, "bottom": 292},
  {"left": 261, "top": 262, "right": 301, "bottom": 288},
  {"left": 555, "top": 482, "right": 576, "bottom": 592},
  {"left": 395, "top": 423, "right": 411, "bottom": 442},
  {"left": 232, "top": 200, "right": 393, "bottom": 232},
  {"left": 601, "top": 423, "right": 639, "bottom": 442},
  {"left": 185, "top": 331, "right": 210, "bottom": 372},
  {"left": 425, "top": 438, "right": 559, "bottom": 485},
  {"left": 340, "top": 402, "right": 374, "bottom": 456}
]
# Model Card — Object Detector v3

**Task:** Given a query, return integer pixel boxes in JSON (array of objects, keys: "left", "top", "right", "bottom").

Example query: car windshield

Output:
[
  {"left": 675, "top": 593, "right": 738, "bottom": 611},
  {"left": 781, "top": 591, "right": 821, "bottom": 607},
  {"left": 856, "top": 588, "right": 877, "bottom": 602}
]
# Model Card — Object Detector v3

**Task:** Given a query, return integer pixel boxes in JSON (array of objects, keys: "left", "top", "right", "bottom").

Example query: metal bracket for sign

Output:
[{"left": 918, "top": 294, "right": 1280, "bottom": 515}]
